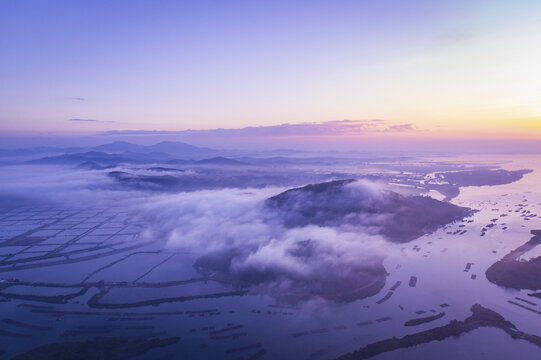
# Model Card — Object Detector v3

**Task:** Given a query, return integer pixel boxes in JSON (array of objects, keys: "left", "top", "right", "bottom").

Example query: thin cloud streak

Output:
[
  {"left": 69, "top": 119, "right": 116, "bottom": 123},
  {"left": 102, "top": 120, "right": 415, "bottom": 138}
]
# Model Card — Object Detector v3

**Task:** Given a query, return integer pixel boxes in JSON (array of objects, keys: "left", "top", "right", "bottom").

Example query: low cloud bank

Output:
[
  {"left": 0, "top": 166, "right": 469, "bottom": 303},
  {"left": 138, "top": 187, "right": 391, "bottom": 302},
  {"left": 137, "top": 179, "right": 471, "bottom": 302}
]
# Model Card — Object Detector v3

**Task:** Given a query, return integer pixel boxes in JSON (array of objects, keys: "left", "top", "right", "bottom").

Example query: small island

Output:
[
  {"left": 486, "top": 231, "right": 541, "bottom": 290},
  {"left": 333, "top": 304, "right": 541, "bottom": 359},
  {"left": 404, "top": 312, "right": 445, "bottom": 327},
  {"left": 12, "top": 336, "right": 181, "bottom": 360}
]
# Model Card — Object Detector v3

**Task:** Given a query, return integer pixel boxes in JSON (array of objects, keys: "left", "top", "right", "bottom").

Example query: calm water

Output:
[{"left": 1, "top": 154, "right": 541, "bottom": 359}]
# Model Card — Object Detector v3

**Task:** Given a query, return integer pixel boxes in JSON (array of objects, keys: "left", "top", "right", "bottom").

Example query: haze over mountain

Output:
[
  {"left": 0, "top": 141, "right": 217, "bottom": 159},
  {"left": 4, "top": 1, "right": 541, "bottom": 359},
  {"left": 93, "top": 141, "right": 216, "bottom": 156},
  {"left": 191, "top": 179, "right": 473, "bottom": 303},
  {"left": 265, "top": 179, "right": 474, "bottom": 243}
]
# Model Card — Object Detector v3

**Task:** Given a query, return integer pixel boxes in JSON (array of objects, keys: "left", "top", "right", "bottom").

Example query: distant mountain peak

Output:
[{"left": 196, "top": 156, "right": 245, "bottom": 165}]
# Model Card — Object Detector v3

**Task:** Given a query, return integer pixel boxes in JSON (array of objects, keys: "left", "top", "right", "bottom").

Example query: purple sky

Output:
[{"left": 1, "top": 1, "right": 541, "bottom": 150}]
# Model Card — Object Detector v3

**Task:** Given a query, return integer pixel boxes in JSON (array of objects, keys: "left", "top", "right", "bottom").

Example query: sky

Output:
[{"left": 1, "top": 0, "right": 541, "bottom": 150}]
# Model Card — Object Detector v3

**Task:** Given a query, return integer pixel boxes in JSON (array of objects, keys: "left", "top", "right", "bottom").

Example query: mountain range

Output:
[{"left": 0, "top": 141, "right": 217, "bottom": 158}]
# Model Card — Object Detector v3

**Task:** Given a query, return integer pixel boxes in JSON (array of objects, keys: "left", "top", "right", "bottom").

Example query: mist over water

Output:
[
  {"left": 0, "top": 149, "right": 540, "bottom": 359},
  {"left": 3, "top": 1, "right": 541, "bottom": 358}
]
